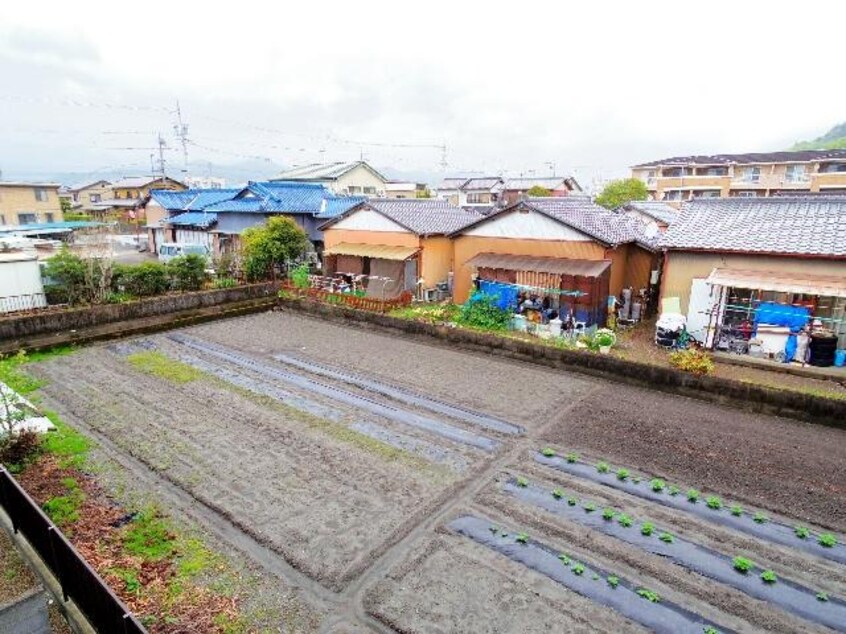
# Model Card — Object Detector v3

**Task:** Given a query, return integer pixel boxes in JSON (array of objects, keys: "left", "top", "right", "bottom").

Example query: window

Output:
[
  {"left": 348, "top": 186, "right": 362, "bottom": 194},
  {"left": 34, "top": 188, "right": 49, "bottom": 201},
  {"left": 45, "top": 213, "right": 54, "bottom": 222},
  {"left": 363, "top": 186, "right": 376, "bottom": 194},
  {"left": 0, "top": 214, "right": 5, "bottom": 224},
  {"left": 820, "top": 162, "right": 846, "bottom": 173},
  {"left": 736, "top": 191, "right": 757, "bottom": 198},
  {"left": 89, "top": 193, "right": 101, "bottom": 203},
  {"left": 740, "top": 167, "right": 760, "bottom": 182},
  {"left": 699, "top": 190, "right": 721, "bottom": 198},
  {"left": 18, "top": 213, "right": 37, "bottom": 224},
  {"left": 663, "top": 190, "right": 683, "bottom": 201},
  {"left": 704, "top": 167, "right": 728, "bottom": 176},
  {"left": 785, "top": 164, "right": 807, "bottom": 183}
]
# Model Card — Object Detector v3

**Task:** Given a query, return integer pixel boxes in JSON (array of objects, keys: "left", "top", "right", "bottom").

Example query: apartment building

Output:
[
  {"left": 0, "top": 181, "right": 63, "bottom": 226},
  {"left": 631, "top": 149, "right": 846, "bottom": 207}
]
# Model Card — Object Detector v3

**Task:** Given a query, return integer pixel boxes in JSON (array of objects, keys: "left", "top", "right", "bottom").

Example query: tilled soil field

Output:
[{"left": 26, "top": 310, "right": 846, "bottom": 633}]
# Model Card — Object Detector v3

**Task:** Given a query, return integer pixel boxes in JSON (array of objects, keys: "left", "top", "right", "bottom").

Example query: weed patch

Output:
[
  {"left": 123, "top": 509, "right": 177, "bottom": 561},
  {"left": 127, "top": 351, "right": 204, "bottom": 384}
]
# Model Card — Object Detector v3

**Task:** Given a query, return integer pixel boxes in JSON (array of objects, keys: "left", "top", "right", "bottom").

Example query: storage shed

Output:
[{"left": 0, "top": 251, "right": 46, "bottom": 313}]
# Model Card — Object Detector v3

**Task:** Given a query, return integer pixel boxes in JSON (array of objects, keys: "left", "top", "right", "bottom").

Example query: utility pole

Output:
[
  {"left": 173, "top": 100, "right": 189, "bottom": 177},
  {"left": 156, "top": 134, "right": 168, "bottom": 180},
  {"left": 439, "top": 143, "right": 448, "bottom": 171}
]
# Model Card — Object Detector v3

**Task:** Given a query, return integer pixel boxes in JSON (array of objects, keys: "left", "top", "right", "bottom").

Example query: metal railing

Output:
[
  {"left": 0, "top": 467, "right": 147, "bottom": 634},
  {"left": 0, "top": 293, "right": 50, "bottom": 315}
]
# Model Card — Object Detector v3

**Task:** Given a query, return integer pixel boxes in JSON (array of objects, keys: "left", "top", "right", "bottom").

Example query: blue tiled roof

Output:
[
  {"left": 316, "top": 195, "right": 367, "bottom": 218},
  {"left": 207, "top": 181, "right": 330, "bottom": 214},
  {"left": 167, "top": 211, "right": 218, "bottom": 228},
  {"left": 150, "top": 188, "right": 240, "bottom": 211},
  {"left": 204, "top": 198, "right": 264, "bottom": 213}
]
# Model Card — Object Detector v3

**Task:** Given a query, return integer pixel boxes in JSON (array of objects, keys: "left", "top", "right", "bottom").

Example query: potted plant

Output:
[{"left": 593, "top": 328, "right": 616, "bottom": 354}]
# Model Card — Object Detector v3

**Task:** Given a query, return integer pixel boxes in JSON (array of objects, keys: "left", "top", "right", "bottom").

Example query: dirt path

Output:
[{"left": 25, "top": 311, "right": 846, "bottom": 633}]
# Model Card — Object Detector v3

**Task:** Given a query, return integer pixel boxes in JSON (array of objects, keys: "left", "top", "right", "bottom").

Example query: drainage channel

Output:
[
  {"left": 536, "top": 454, "right": 846, "bottom": 566},
  {"left": 505, "top": 481, "right": 846, "bottom": 632},
  {"left": 272, "top": 353, "right": 524, "bottom": 435},
  {"left": 167, "top": 334, "right": 499, "bottom": 452},
  {"left": 450, "top": 515, "right": 732, "bottom": 634}
]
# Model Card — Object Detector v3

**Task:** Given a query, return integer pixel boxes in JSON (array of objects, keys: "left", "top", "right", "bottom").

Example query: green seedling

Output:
[
  {"left": 637, "top": 588, "right": 660, "bottom": 603},
  {"left": 515, "top": 532, "right": 529, "bottom": 544},
  {"left": 659, "top": 532, "right": 674, "bottom": 543},
  {"left": 552, "top": 488, "right": 564, "bottom": 499},
  {"left": 730, "top": 505, "right": 743, "bottom": 517},
  {"left": 541, "top": 447, "right": 556, "bottom": 457},
  {"left": 602, "top": 508, "right": 616, "bottom": 520},
  {"left": 753, "top": 512, "right": 768, "bottom": 524},
  {"left": 632, "top": 477, "right": 641, "bottom": 484},
  {"left": 668, "top": 485, "right": 681, "bottom": 496},
  {"left": 572, "top": 563, "right": 585, "bottom": 575},
  {"left": 794, "top": 525, "right": 810, "bottom": 539},
  {"left": 516, "top": 476, "right": 529, "bottom": 488},
  {"left": 818, "top": 533, "right": 838, "bottom": 548},
  {"left": 760, "top": 570, "right": 777, "bottom": 584},
  {"left": 703, "top": 628, "right": 721, "bottom": 634},
  {"left": 596, "top": 461, "right": 610, "bottom": 474},
  {"left": 687, "top": 489, "right": 700, "bottom": 503},
  {"left": 558, "top": 553, "right": 571, "bottom": 566},
  {"left": 816, "top": 591, "right": 829, "bottom": 602},
  {"left": 584, "top": 502, "right": 597, "bottom": 513},
  {"left": 607, "top": 576, "right": 619, "bottom": 588},
  {"left": 641, "top": 522, "right": 654, "bottom": 537},
  {"left": 650, "top": 479, "right": 666, "bottom": 492},
  {"left": 565, "top": 452, "right": 578, "bottom": 463},
  {"left": 616, "top": 468, "right": 629, "bottom": 481},
  {"left": 567, "top": 497, "right": 577, "bottom": 506},
  {"left": 733, "top": 556, "right": 753, "bottom": 573},
  {"left": 706, "top": 496, "right": 722, "bottom": 510},
  {"left": 592, "top": 573, "right": 600, "bottom": 580},
  {"left": 618, "top": 514, "right": 633, "bottom": 528}
]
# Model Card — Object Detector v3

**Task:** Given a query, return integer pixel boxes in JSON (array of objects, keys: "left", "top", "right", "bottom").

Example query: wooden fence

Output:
[{"left": 281, "top": 284, "right": 413, "bottom": 313}]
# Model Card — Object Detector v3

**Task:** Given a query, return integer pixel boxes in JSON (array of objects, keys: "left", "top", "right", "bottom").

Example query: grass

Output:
[
  {"left": 636, "top": 588, "right": 660, "bottom": 603},
  {"left": 123, "top": 508, "right": 177, "bottom": 561},
  {"left": 127, "top": 351, "right": 204, "bottom": 384},
  {"left": 732, "top": 556, "right": 753, "bottom": 573},
  {"left": 706, "top": 496, "right": 722, "bottom": 510},
  {"left": 650, "top": 478, "right": 665, "bottom": 492},
  {"left": 596, "top": 461, "right": 609, "bottom": 474},
  {"left": 42, "top": 476, "right": 85, "bottom": 528},
  {"left": 658, "top": 532, "right": 674, "bottom": 543},
  {"left": 818, "top": 533, "right": 838, "bottom": 548},
  {"left": 109, "top": 566, "right": 142, "bottom": 595},
  {"left": 794, "top": 525, "right": 810, "bottom": 539},
  {"left": 640, "top": 522, "right": 654, "bottom": 537},
  {"left": 760, "top": 570, "right": 777, "bottom": 584},
  {"left": 616, "top": 468, "right": 629, "bottom": 481}
]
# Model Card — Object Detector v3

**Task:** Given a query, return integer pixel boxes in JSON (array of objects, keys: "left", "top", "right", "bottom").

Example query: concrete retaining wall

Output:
[
  {"left": 0, "top": 283, "right": 279, "bottom": 343},
  {"left": 276, "top": 296, "right": 846, "bottom": 429},
  {"left": 0, "top": 588, "right": 50, "bottom": 634}
]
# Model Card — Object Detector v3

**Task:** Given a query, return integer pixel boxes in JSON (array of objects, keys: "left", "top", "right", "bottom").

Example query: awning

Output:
[
  {"left": 324, "top": 242, "right": 419, "bottom": 260},
  {"left": 466, "top": 252, "right": 611, "bottom": 277},
  {"left": 706, "top": 268, "right": 846, "bottom": 298}
]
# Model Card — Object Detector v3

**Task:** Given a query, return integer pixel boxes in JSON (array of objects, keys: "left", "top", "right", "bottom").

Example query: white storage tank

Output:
[{"left": 0, "top": 252, "right": 47, "bottom": 313}]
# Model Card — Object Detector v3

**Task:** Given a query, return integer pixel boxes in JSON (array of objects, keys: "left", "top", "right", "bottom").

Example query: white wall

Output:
[
  {"left": 331, "top": 208, "right": 408, "bottom": 232},
  {"left": 463, "top": 208, "right": 591, "bottom": 240},
  {"left": 0, "top": 255, "right": 46, "bottom": 312}
]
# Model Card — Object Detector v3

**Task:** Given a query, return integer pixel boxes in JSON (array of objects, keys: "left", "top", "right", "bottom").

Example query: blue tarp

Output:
[
  {"left": 754, "top": 302, "right": 811, "bottom": 363},
  {"left": 478, "top": 281, "right": 519, "bottom": 310}
]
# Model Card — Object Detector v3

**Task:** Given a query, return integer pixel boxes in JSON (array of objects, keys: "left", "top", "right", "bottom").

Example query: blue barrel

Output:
[{"left": 835, "top": 349, "right": 846, "bottom": 367}]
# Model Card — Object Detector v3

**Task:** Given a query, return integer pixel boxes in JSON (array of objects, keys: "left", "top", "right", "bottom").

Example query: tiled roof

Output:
[
  {"left": 149, "top": 188, "right": 241, "bottom": 211},
  {"left": 502, "top": 176, "right": 574, "bottom": 191},
  {"left": 322, "top": 199, "right": 481, "bottom": 235},
  {"left": 167, "top": 212, "right": 218, "bottom": 228},
  {"left": 633, "top": 149, "right": 846, "bottom": 168},
  {"left": 205, "top": 181, "right": 328, "bottom": 213},
  {"left": 436, "top": 177, "right": 470, "bottom": 190},
  {"left": 68, "top": 179, "right": 111, "bottom": 191},
  {"left": 462, "top": 177, "right": 503, "bottom": 190},
  {"left": 660, "top": 196, "right": 846, "bottom": 256},
  {"left": 271, "top": 161, "right": 386, "bottom": 183},
  {"left": 316, "top": 195, "right": 367, "bottom": 219},
  {"left": 620, "top": 201, "right": 679, "bottom": 225}
]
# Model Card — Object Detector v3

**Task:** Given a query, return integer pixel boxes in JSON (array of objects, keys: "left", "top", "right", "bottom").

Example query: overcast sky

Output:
[{"left": 1, "top": 1, "right": 844, "bottom": 188}]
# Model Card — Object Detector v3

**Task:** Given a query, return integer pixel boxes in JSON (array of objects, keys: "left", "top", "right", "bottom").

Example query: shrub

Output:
[
  {"left": 760, "top": 570, "right": 777, "bottom": 584},
  {"left": 596, "top": 461, "right": 610, "bottom": 474},
  {"left": 0, "top": 429, "right": 42, "bottom": 470},
  {"left": 456, "top": 292, "right": 512, "bottom": 331},
  {"left": 289, "top": 263, "right": 310, "bottom": 289},
  {"left": 212, "top": 277, "right": 237, "bottom": 289},
  {"left": 668, "top": 348, "right": 715, "bottom": 375},
  {"left": 733, "top": 556, "right": 753, "bottom": 573},
  {"left": 616, "top": 468, "right": 629, "bottom": 481},
  {"left": 113, "top": 261, "right": 169, "bottom": 297},
  {"left": 818, "top": 533, "right": 838, "bottom": 548},
  {"left": 706, "top": 496, "right": 722, "bottom": 510},
  {"left": 168, "top": 254, "right": 207, "bottom": 291},
  {"left": 592, "top": 328, "right": 616, "bottom": 349},
  {"left": 650, "top": 479, "right": 665, "bottom": 492}
]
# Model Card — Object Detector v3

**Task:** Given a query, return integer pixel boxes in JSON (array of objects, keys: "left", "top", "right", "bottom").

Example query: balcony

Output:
[
  {"left": 655, "top": 175, "right": 729, "bottom": 190},
  {"left": 812, "top": 172, "right": 846, "bottom": 189}
]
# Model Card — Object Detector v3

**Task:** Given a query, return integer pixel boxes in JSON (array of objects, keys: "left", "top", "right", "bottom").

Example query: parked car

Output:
[{"left": 157, "top": 243, "right": 211, "bottom": 264}]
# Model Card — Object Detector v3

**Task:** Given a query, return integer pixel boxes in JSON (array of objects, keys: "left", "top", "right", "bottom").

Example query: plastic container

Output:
[
  {"left": 835, "top": 349, "right": 846, "bottom": 367},
  {"left": 549, "top": 318, "right": 563, "bottom": 337}
]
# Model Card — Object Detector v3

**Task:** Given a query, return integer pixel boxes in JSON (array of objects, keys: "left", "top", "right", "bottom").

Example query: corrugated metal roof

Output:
[
  {"left": 324, "top": 242, "right": 419, "bottom": 260},
  {"left": 707, "top": 268, "right": 846, "bottom": 298},
  {"left": 466, "top": 253, "right": 611, "bottom": 277},
  {"left": 660, "top": 196, "right": 846, "bottom": 256},
  {"left": 167, "top": 212, "right": 218, "bottom": 228},
  {"left": 272, "top": 161, "right": 387, "bottom": 183}
]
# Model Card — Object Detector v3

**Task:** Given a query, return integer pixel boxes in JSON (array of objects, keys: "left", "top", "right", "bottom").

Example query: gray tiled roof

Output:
[
  {"left": 633, "top": 149, "right": 846, "bottom": 168},
  {"left": 660, "top": 196, "right": 846, "bottom": 256},
  {"left": 322, "top": 199, "right": 480, "bottom": 235},
  {"left": 462, "top": 177, "right": 503, "bottom": 190},
  {"left": 272, "top": 161, "right": 386, "bottom": 183},
  {"left": 621, "top": 201, "right": 679, "bottom": 225},
  {"left": 502, "top": 176, "right": 574, "bottom": 191}
]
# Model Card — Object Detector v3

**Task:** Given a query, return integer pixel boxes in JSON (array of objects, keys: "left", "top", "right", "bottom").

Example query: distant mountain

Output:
[{"left": 790, "top": 122, "right": 846, "bottom": 151}]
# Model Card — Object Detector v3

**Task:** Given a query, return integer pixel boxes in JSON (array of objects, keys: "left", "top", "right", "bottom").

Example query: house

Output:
[
  {"left": 112, "top": 176, "right": 186, "bottom": 201},
  {"left": 145, "top": 188, "right": 242, "bottom": 254},
  {"left": 270, "top": 161, "right": 388, "bottom": 197},
  {"left": 631, "top": 149, "right": 846, "bottom": 208},
  {"left": 384, "top": 182, "right": 429, "bottom": 199},
  {"left": 183, "top": 175, "right": 226, "bottom": 189},
  {"left": 659, "top": 196, "right": 846, "bottom": 349},
  {"left": 501, "top": 176, "right": 582, "bottom": 205},
  {"left": 616, "top": 201, "right": 678, "bottom": 237},
  {"left": 450, "top": 197, "right": 658, "bottom": 324},
  {"left": 0, "top": 182, "right": 63, "bottom": 226},
  {"left": 435, "top": 176, "right": 505, "bottom": 211},
  {"left": 64, "top": 180, "right": 112, "bottom": 212},
  {"left": 318, "top": 199, "right": 480, "bottom": 298}
]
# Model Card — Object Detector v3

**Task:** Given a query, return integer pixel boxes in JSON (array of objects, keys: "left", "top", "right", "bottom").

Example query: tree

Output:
[
  {"left": 415, "top": 188, "right": 432, "bottom": 199},
  {"left": 526, "top": 185, "right": 552, "bottom": 197},
  {"left": 595, "top": 178, "right": 648, "bottom": 210},
  {"left": 241, "top": 216, "right": 309, "bottom": 281},
  {"left": 59, "top": 197, "right": 72, "bottom": 214},
  {"left": 167, "top": 255, "right": 207, "bottom": 291}
]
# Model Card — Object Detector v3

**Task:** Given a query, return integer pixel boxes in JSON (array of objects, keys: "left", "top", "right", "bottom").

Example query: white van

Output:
[{"left": 157, "top": 243, "right": 211, "bottom": 264}]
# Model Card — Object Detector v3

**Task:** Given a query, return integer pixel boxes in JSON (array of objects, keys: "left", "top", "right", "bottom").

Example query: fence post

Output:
[
  {"left": 0, "top": 470, "right": 18, "bottom": 534},
  {"left": 47, "top": 526, "right": 69, "bottom": 601}
]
